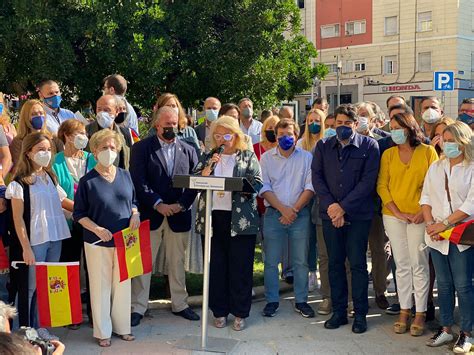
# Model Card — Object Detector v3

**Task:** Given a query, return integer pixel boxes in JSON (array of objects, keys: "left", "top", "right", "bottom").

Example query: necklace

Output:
[{"left": 96, "top": 167, "right": 116, "bottom": 182}]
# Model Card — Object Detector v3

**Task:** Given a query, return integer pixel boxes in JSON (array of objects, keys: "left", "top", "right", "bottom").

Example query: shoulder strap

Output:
[{"left": 444, "top": 171, "right": 453, "bottom": 213}]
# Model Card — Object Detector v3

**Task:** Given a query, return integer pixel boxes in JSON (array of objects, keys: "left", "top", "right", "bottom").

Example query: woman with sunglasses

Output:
[{"left": 195, "top": 116, "right": 262, "bottom": 331}]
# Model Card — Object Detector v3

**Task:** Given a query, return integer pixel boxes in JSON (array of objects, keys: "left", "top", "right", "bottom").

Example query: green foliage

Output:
[{"left": 0, "top": 0, "right": 325, "bottom": 110}]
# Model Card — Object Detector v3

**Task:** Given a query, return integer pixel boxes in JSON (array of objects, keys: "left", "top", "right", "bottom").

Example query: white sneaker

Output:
[
  {"left": 426, "top": 328, "right": 453, "bottom": 347},
  {"left": 317, "top": 298, "right": 332, "bottom": 315},
  {"left": 308, "top": 272, "right": 317, "bottom": 292},
  {"left": 347, "top": 301, "right": 355, "bottom": 318},
  {"left": 453, "top": 332, "right": 473, "bottom": 353}
]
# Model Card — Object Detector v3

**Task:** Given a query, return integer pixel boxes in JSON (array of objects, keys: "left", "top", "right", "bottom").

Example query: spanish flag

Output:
[
  {"left": 114, "top": 219, "right": 152, "bottom": 282},
  {"left": 131, "top": 129, "right": 140, "bottom": 143},
  {"left": 36, "top": 262, "right": 82, "bottom": 328},
  {"left": 439, "top": 220, "right": 474, "bottom": 245}
]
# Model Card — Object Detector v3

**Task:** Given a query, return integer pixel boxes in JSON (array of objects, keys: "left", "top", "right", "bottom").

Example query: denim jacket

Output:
[{"left": 195, "top": 149, "right": 263, "bottom": 236}]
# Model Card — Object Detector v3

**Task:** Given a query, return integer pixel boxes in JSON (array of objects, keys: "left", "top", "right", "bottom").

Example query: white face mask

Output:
[
  {"left": 96, "top": 111, "right": 114, "bottom": 129},
  {"left": 97, "top": 149, "right": 117, "bottom": 167},
  {"left": 422, "top": 108, "right": 441, "bottom": 124},
  {"left": 172, "top": 107, "right": 179, "bottom": 115},
  {"left": 33, "top": 151, "right": 51, "bottom": 167},
  {"left": 73, "top": 134, "right": 88, "bottom": 150},
  {"left": 356, "top": 116, "right": 369, "bottom": 133}
]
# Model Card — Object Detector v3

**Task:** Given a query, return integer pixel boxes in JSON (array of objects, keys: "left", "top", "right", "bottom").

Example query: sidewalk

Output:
[{"left": 58, "top": 286, "right": 454, "bottom": 354}]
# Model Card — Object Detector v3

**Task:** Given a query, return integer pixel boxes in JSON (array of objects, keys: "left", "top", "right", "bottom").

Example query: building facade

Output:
[{"left": 296, "top": 0, "right": 474, "bottom": 119}]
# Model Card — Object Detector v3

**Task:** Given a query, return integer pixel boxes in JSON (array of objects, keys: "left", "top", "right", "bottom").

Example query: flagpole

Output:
[{"left": 201, "top": 189, "right": 212, "bottom": 349}]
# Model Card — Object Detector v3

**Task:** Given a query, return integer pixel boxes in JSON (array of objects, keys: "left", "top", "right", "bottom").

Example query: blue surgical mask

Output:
[
  {"left": 391, "top": 128, "right": 407, "bottom": 145},
  {"left": 31, "top": 115, "right": 45, "bottom": 130},
  {"left": 278, "top": 135, "right": 294, "bottom": 151},
  {"left": 308, "top": 122, "right": 321, "bottom": 134},
  {"left": 44, "top": 95, "right": 62, "bottom": 109},
  {"left": 242, "top": 107, "right": 253, "bottom": 119},
  {"left": 458, "top": 113, "right": 474, "bottom": 126},
  {"left": 356, "top": 117, "right": 369, "bottom": 133},
  {"left": 205, "top": 109, "right": 219, "bottom": 122},
  {"left": 324, "top": 128, "right": 336, "bottom": 138},
  {"left": 443, "top": 142, "right": 462, "bottom": 159},
  {"left": 0, "top": 103, "right": 3, "bottom": 115},
  {"left": 336, "top": 126, "right": 353, "bottom": 141},
  {"left": 96, "top": 111, "right": 114, "bottom": 129}
]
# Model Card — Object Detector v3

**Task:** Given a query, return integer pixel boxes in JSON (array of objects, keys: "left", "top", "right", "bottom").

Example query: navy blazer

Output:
[{"left": 130, "top": 135, "right": 198, "bottom": 232}]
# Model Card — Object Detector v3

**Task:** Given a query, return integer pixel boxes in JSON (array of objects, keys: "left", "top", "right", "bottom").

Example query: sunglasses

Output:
[{"left": 214, "top": 133, "right": 234, "bottom": 141}]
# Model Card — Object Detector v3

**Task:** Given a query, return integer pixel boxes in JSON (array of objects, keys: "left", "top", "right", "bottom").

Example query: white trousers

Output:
[
  {"left": 382, "top": 215, "right": 429, "bottom": 311},
  {"left": 84, "top": 243, "right": 131, "bottom": 339}
]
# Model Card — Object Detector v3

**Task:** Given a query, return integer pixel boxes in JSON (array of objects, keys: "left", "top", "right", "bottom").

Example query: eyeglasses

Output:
[{"left": 214, "top": 133, "right": 234, "bottom": 141}]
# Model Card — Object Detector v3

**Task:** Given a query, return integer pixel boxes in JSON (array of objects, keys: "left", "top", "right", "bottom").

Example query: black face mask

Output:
[
  {"left": 265, "top": 130, "right": 276, "bottom": 143},
  {"left": 115, "top": 112, "right": 126, "bottom": 124},
  {"left": 162, "top": 127, "right": 178, "bottom": 140}
]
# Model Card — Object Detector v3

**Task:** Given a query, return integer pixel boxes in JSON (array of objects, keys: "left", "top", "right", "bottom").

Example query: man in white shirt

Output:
[{"left": 239, "top": 98, "right": 262, "bottom": 144}]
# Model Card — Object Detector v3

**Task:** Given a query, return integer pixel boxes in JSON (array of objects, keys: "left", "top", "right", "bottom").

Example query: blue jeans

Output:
[
  {"left": 28, "top": 241, "right": 62, "bottom": 328},
  {"left": 323, "top": 219, "right": 371, "bottom": 317},
  {"left": 264, "top": 207, "right": 310, "bottom": 303},
  {"left": 430, "top": 244, "right": 473, "bottom": 332}
]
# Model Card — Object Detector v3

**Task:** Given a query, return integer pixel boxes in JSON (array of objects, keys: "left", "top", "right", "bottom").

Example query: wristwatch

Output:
[
  {"left": 178, "top": 203, "right": 186, "bottom": 212},
  {"left": 442, "top": 218, "right": 450, "bottom": 227}
]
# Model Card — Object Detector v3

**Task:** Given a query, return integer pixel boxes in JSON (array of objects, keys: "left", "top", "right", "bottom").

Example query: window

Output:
[
  {"left": 298, "top": 0, "right": 304, "bottom": 9},
  {"left": 345, "top": 20, "right": 366, "bottom": 36},
  {"left": 384, "top": 55, "right": 398, "bottom": 74},
  {"left": 384, "top": 16, "right": 398, "bottom": 35},
  {"left": 417, "top": 52, "right": 431, "bottom": 72},
  {"left": 321, "top": 24, "right": 340, "bottom": 38},
  {"left": 418, "top": 11, "right": 432, "bottom": 32},
  {"left": 327, "top": 63, "right": 338, "bottom": 73},
  {"left": 354, "top": 61, "right": 366, "bottom": 72}
]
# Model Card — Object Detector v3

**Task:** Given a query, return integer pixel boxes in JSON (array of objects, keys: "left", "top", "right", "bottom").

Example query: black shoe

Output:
[
  {"left": 284, "top": 276, "right": 294, "bottom": 284},
  {"left": 131, "top": 312, "right": 143, "bottom": 327},
  {"left": 172, "top": 307, "right": 200, "bottom": 321},
  {"left": 262, "top": 302, "right": 279, "bottom": 317},
  {"left": 294, "top": 302, "right": 315, "bottom": 318},
  {"left": 324, "top": 314, "right": 348, "bottom": 329},
  {"left": 385, "top": 303, "right": 400, "bottom": 315},
  {"left": 352, "top": 316, "right": 367, "bottom": 334},
  {"left": 426, "top": 301, "right": 435, "bottom": 322},
  {"left": 375, "top": 295, "right": 389, "bottom": 310}
]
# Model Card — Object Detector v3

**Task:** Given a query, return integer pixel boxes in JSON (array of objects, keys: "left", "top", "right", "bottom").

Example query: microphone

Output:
[{"left": 209, "top": 144, "right": 225, "bottom": 172}]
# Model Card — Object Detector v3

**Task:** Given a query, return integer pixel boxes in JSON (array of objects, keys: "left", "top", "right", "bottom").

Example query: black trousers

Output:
[{"left": 209, "top": 211, "right": 256, "bottom": 318}]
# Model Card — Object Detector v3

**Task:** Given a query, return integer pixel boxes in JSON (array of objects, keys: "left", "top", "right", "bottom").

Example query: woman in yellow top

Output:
[{"left": 377, "top": 112, "right": 438, "bottom": 337}]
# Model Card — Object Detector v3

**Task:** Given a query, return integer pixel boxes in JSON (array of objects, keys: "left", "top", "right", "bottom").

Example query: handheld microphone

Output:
[{"left": 209, "top": 144, "right": 225, "bottom": 171}]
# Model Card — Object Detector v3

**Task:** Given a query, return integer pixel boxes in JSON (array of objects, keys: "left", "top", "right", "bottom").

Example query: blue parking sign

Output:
[{"left": 433, "top": 71, "right": 454, "bottom": 91}]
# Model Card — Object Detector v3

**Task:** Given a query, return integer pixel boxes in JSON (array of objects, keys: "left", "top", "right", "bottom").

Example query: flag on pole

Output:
[
  {"left": 35, "top": 262, "right": 82, "bottom": 328},
  {"left": 131, "top": 129, "right": 140, "bottom": 143},
  {"left": 439, "top": 220, "right": 474, "bottom": 245},
  {"left": 114, "top": 220, "right": 152, "bottom": 282}
]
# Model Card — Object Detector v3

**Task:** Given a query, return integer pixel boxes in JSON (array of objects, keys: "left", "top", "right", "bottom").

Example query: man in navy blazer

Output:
[{"left": 129, "top": 106, "right": 199, "bottom": 326}]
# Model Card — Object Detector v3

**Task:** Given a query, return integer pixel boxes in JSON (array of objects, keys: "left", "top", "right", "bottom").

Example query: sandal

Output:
[
  {"left": 393, "top": 309, "right": 411, "bottom": 334},
  {"left": 232, "top": 317, "right": 245, "bottom": 331},
  {"left": 214, "top": 317, "right": 227, "bottom": 328},
  {"left": 98, "top": 338, "right": 111, "bottom": 347},
  {"left": 118, "top": 334, "right": 135, "bottom": 341},
  {"left": 410, "top": 312, "right": 426, "bottom": 337}
]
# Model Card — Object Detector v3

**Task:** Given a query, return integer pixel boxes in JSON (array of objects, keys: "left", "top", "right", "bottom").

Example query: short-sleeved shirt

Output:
[
  {"left": 240, "top": 119, "right": 263, "bottom": 145},
  {"left": 44, "top": 106, "right": 76, "bottom": 134}
]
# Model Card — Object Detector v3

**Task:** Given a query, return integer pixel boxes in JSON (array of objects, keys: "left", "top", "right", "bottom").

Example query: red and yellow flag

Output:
[
  {"left": 36, "top": 262, "right": 82, "bottom": 328},
  {"left": 131, "top": 129, "right": 140, "bottom": 143},
  {"left": 114, "top": 220, "right": 152, "bottom": 282},
  {"left": 439, "top": 220, "right": 474, "bottom": 245}
]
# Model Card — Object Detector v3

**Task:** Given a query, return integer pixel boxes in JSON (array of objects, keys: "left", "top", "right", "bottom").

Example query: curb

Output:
[{"left": 147, "top": 281, "right": 294, "bottom": 310}]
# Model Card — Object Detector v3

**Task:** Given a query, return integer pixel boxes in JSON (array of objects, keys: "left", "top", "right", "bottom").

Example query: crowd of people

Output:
[{"left": 0, "top": 75, "right": 472, "bottom": 353}]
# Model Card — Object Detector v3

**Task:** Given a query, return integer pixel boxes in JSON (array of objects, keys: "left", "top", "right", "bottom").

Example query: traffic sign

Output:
[{"left": 433, "top": 71, "right": 455, "bottom": 91}]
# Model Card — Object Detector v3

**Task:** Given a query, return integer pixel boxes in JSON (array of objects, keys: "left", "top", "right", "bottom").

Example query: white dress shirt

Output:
[
  {"left": 240, "top": 119, "right": 262, "bottom": 145},
  {"left": 212, "top": 154, "right": 236, "bottom": 211},
  {"left": 420, "top": 158, "right": 474, "bottom": 254}
]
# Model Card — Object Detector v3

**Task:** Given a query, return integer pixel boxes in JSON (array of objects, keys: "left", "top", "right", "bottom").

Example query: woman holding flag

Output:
[
  {"left": 420, "top": 121, "right": 474, "bottom": 352},
  {"left": 73, "top": 129, "right": 139, "bottom": 347}
]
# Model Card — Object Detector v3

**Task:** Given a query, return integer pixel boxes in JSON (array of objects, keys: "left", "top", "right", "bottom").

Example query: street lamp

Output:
[{"left": 336, "top": 57, "right": 342, "bottom": 106}]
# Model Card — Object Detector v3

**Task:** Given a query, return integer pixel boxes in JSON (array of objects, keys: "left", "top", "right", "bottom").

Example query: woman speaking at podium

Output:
[{"left": 195, "top": 115, "right": 262, "bottom": 331}]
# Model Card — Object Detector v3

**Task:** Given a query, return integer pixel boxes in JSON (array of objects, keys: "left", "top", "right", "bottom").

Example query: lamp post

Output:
[{"left": 336, "top": 57, "right": 342, "bottom": 107}]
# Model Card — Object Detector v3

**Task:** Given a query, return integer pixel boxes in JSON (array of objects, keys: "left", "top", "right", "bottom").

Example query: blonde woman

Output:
[
  {"left": 0, "top": 94, "right": 12, "bottom": 180},
  {"left": 0, "top": 93, "right": 17, "bottom": 144},
  {"left": 195, "top": 116, "right": 262, "bottom": 331},
  {"left": 429, "top": 116, "right": 456, "bottom": 156},
  {"left": 421, "top": 122, "right": 474, "bottom": 351},
  {"left": 73, "top": 129, "right": 139, "bottom": 347},
  {"left": 297, "top": 109, "right": 326, "bottom": 151}
]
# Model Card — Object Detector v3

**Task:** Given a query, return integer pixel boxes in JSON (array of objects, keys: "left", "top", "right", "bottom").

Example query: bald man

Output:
[
  {"left": 195, "top": 97, "right": 221, "bottom": 151},
  {"left": 279, "top": 106, "right": 294, "bottom": 120}
]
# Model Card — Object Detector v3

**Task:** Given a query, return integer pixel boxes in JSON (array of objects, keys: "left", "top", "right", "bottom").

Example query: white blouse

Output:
[
  {"left": 6, "top": 174, "right": 71, "bottom": 246},
  {"left": 420, "top": 158, "right": 474, "bottom": 255},
  {"left": 212, "top": 154, "right": 236, "bottom": 211}
]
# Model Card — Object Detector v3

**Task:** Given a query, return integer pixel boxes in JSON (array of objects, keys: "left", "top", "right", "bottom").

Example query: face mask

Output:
[
  {"left": 324, "top": 128, "right": 336, "bottom": 138},
  {"left": 0, "top": 103, "right": 3, "bottom": 115},
  {"left": 422, "top": 108, "right": 441, "bottom": 124},
  {"left": 308, "top": 122, "right": 321, "bottom": 134},
  {"left": 114, "top": 112, "right": 126, "bottom": 124},
  {"left": 336, "top": 126, "right": 353, "bottom": 141},
  {"left": 278, "top": 135, "right": 294, "bottom": 151},
  {"left": 44, "top": 95, "right": 62, "bottom": 109},
  {"left": 31, "top": 115, "right": 45, "bottom": 130},
  {"left": 443, "top": 142, "right": 462, "bottom": 159},
  {"left": 391, "top": 128, "right": 407, "bottom": 145},
  {"left": 172, "top": 107, "right": 179, "bottom": 115},
  {"left": 97, "top": 149, "right": 117, "bottom": 167},
  {"left": 162, "top": 127, "right": 178, "bottom": 140},
  {"left": 32, "top": 151, "right": 51, "bottom": 167},
  {"left": 96, "top": 111, "right": 114, "bottom": 129},
  {"left": 205, "top": 109, "right": 219, "bottom": 122},
  {"left": 265, "top": 130, "right": 276, "bottom": 143},
  {"left": 242, "top": 107, "right": 253, "bottom": 119},
  {"left": 74, "top": 134, "right": 88, "bottom": 150},
  {"left": 356, "top": 117, "right": 369, "bottom": 133},
  {"left": 458, "top": 113, "right": 474, "bottom": 126}
]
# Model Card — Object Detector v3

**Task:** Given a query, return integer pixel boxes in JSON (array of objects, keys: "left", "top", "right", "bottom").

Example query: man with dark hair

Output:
[
  {"left": 420, "top": 96, "right": 443, "bottom": 138},
  {"left": 37, "top": 80, "right": 76, "bottom": 134},
  {"left": 312, "top": 97, "right": 329, "bottom": 115},
  {"left": 458, "top": 98, "right": 474, "bottom": 130},
  {"left": 312, "top": 104, "right": 380, "bottom": 334},
  {"left": 103, "top": 74, "right": 139, "bottom": 135}
]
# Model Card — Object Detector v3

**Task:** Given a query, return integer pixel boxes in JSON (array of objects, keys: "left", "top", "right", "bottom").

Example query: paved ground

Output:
[{"left": 56, "top": 287, "right": 459, "bottom": 355}]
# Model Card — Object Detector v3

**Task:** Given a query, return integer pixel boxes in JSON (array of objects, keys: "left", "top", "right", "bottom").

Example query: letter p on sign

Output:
[{"left": 434, "top": 71, "right": 454, "bottom": 91}]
